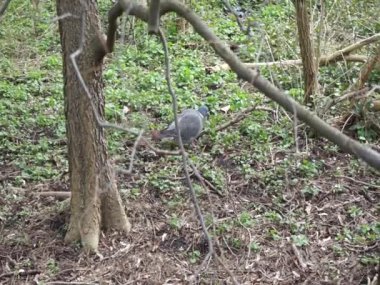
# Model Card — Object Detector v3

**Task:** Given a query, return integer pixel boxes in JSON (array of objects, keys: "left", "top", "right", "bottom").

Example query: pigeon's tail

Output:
[
  {"left": 158, "top": 129, "right": 177, "bottom": 139},
  {"left": 151, "top": 129, "right": 176, "bottom": 141}
]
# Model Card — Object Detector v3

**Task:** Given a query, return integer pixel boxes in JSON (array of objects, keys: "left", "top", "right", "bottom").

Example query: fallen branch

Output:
[
  {"left": 291, "top": 243, "right": 308, "bottom": 270},
  {"left": 208, "top": 54, "right": 367, "bottom": 72},
  {"left": 322, "top": 33, "right": 380, "bottom": 64},
  {"left": 46, "top": 281, "right": 99, "bottom": 285},
  {"left": 216, "top": 106, "right": 273, "bottom": 132},
  {"left": 336, "top": 175, "right": 380, "bottom": 189},
  {"left": 215, "top": 105, "right": 258, "bottom": 132},
  {"left": 37, "top": 191, "right": 71, "bottom": 200},
  {"left": 207, "top": 33, "right": 380, "bottom": 72},
  {"left": 188, "top": 161, "right": 224, "bottom": 197},
  {"left": 0, "top": 269, "right": 41, "bottom": 279},
  {"left": 321, "top": 87, "right": 370, "bottom": 112},
  {"left": 105, "top": 1, "right": 380, "bottom": 170}
]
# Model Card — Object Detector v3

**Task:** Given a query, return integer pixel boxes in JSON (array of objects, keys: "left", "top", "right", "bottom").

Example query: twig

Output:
[
  {"left": 291, "top": 243, "right": 308, "bottom": 270},
  {"left": 158, "top": 28, "right": 214, "bottom": 276},
  {"left": 336, "top": 175, "right": 380, "bottom": 189},
  {"left": 188, "top": 161, "right": 223, "bottom": 197},
  {"left": 36, "top": 191, "right": 71, "bottom": 200},
  {"left": 0, "top": 269, "right": 41, "bottom": 279},
  {"left": 116, "top": 130, "right": 144, "bottom": 174},
  {"left": 200, "top": 105, "right": 273, "bottom": 137},
  {"left": 321, "top": 33, "right": 380, "bottom": 64},
  {"left": 46, "top": 281, "right": 99, "bottom": 285},
  {"left": 214, "top": 254, "right": 240, "bottom": 285},
  {"left": 214, "top": 105, "right": 257, "bottom": 132}
]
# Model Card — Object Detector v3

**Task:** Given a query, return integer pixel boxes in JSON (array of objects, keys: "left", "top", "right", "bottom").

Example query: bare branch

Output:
[
  {"left": 355, "top": 44, "right": 380, "bottom": 89},
  {"left": 148, "top": 0, "right": 161, "bottom": 34},
  {"left": 116, "top": 130, "right": 144, "bottom": 174},
  {"left": 322, "top": 33, "right": 380, "bottom": 63},
  {"left": 106, "top": 1, "right": 133, "bottom": 54},
  {"left": 157, "top": 27, "right": 214, "bottom": 275},
  {"left": 114, "top": 0, "right": 380, "bottom": 170}
]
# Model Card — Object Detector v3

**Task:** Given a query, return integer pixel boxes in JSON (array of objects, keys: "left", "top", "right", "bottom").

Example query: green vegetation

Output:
[{"left": 0, "top": 0, "right": 379, "bottom": 283}]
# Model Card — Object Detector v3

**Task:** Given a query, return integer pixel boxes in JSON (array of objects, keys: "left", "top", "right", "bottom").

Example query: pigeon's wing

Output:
[
  {"left": 158, "top": 109, "right": 190, "bottom": 138},
  {"left": 158, "top": 109, "right": 205, "bottom": 143},
  {"left": 175, "top": 111, "right": 204, "bottom": 143}
]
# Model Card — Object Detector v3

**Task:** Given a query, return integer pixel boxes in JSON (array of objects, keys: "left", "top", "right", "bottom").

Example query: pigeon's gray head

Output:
[{"left": 198, "top": 106, "right": 209, "bottom": 118}]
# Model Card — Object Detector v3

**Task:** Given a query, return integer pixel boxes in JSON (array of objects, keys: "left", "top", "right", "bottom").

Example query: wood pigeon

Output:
[{"left": 153, "top": 106, "right": 209, "bottom": 144}]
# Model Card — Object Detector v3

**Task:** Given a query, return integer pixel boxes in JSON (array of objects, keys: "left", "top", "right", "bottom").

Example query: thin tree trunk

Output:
[
  {"left": 294, "top": 0, "right": 318, "bottom": 105},
  {"left": 56, "top": 0, "right": 130, "bottom": 252},
  {"left": 356, "top": 45, "right": 380, "bottom": 89},
  {"left": 0, "top": 0, "right": 12, "bottom": 18}
]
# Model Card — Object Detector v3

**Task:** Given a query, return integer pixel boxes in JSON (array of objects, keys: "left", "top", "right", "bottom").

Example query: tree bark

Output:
[
  {"left": 294, "top": 0, "right": 318, "bottom": 105},
  {"left": 56, "top": 0, "right": 130, "bottom": 252}
]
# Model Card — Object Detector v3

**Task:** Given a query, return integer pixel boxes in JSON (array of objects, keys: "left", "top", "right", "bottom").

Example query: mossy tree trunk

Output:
[{"left": 56, "top": 0, "right": 130, "bottom": 252}]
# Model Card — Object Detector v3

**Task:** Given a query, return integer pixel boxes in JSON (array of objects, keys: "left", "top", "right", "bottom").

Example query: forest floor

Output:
[{"left": 1, "top": 136, "right": 379, "bottom": 284}]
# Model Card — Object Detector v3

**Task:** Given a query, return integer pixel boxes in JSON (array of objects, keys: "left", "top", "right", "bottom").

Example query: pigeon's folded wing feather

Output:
[{"left": 158, "top": 108, "right": 206, "bottom": 144}]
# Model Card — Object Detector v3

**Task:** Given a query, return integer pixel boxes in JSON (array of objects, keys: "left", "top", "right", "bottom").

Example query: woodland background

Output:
[{"left": 0, "top": 0, "right": 379, "bottom": 284}]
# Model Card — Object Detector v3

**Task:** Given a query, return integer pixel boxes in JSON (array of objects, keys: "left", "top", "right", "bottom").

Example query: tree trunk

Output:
[
  {"left": 56, "top": 0, "right": 130, "bottom": 252},
  {"left": 294, "top": 0, "right": 318, "bottom": 105}
]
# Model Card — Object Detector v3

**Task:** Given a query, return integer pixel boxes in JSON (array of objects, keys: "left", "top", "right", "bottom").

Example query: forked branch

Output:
[{"left": 107, "top": 0, "right": 380, "bottom": 170}]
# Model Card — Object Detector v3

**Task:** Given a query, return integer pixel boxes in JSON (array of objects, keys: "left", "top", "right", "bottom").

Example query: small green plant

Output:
[
  {"left": 356, "top": 223, "right": 380, "bottom": 242},
  {"left": 332, "top": 245, "right": 344, "bottom": 256},
  {"left": 347, "top": 205, "right": 363, "bottom": 218},
  {"left": 264, "top": 211, "right": 282, "bottom": 223},
  {"left": 129, "top": 188, "right": 141, "bottom": 199},
  {"left": 229, "top": 238, "right": 242, "bottom": 249},
  {"left": 292, "top": 234, "right": 309, "bottom": 247},
  {"left": 359, "top": 254, "right": 379, "bottom": 266},
  {"left": 332, "top": 183, "right": 345, "bottom": 194},
  {"left": 299, "top": 159, "right": 319, "bottom": 177},
  {"left": 249, "top": 242, "right": 260, "bottom": 253},
  {"left": 268, "top": 228, "right": 281, "bottom": 241},
  {"left": 215, "top": 220, "right": 233, "bottom": 235},
  {"left": 188, "top": 250, "right": 201, "bottom": 264},
  {"left": 301, "top": 185, "right": 320, "bottom": 198},
  {"left": 47, "top": 258, "right": 59, "bottom": 275},
  {"left": 168, "top": 214, "right": 183, "bottom": 230},
  {"left": 237, "top": 211, "right": 254, "bottom": 227},
  {"left": 336, "top": 228, "right": 353, "bottom": 242}
]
